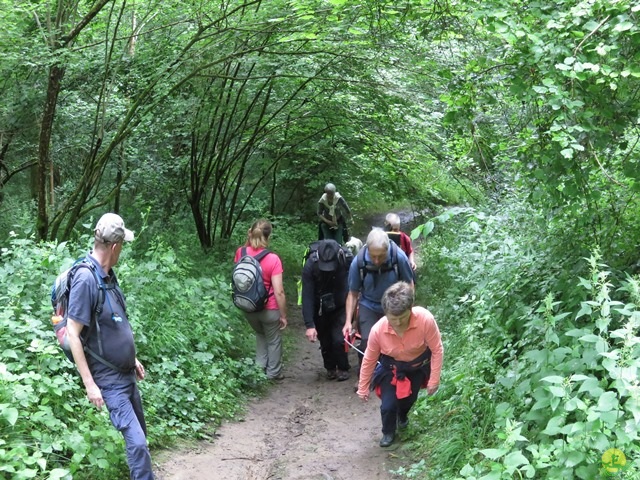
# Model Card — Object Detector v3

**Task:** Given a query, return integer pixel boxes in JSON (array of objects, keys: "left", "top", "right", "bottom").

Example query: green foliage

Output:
[
  {"left": 0, "top": 234, "right": 125, "bottom": 479},
  {"left": 440, "top": 0, "right": 640, "bottom": 263},
  {"left": 405, "top": 199, "right": 640, "bottom": 479},
  {"left": 0, "top": 233, "right": 265, "bottom": 478}
]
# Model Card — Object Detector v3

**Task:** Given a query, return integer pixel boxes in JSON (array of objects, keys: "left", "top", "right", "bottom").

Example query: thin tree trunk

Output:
[{"left": 37, "top": 64, "right": 65, "bottom": 240}]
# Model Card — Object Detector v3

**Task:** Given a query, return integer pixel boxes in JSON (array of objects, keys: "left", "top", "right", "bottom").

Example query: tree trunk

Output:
[{"left": 36, "top": 65, "right": 65, "bottom": 240}]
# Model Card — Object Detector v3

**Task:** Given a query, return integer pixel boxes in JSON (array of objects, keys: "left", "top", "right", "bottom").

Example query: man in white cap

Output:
[{"left": 66, "top": 213, "right": 154, "bottom": 479}]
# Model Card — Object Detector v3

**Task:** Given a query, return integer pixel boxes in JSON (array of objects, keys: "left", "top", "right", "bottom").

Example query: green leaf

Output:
[
  {"left": 1, "top": 349, "right": 19, "bottom": 360},
  {"left": 565, "top": 450, "right": 586, "bottom": 468},
  {"left": 614, "top": 21, "right": 633, "bottom": 32},
  {"left": 596, "top": 392, "right": 618, "bottom": 412},
  {"left": 504, "top": 451, "right": 530, "bottom": 469},
  {"left": 479, "top": 473, "right": 502, "bottom": 480},
  {"left": 566, "top": 328, "right": 590, "bottom": 337},
  {"left": 480, "top": 448, "right": 509, "bottom": 459},
  {"left": 542, "top": 416, "right": 565, "bottom": 435},
  {"left": 579, "top": 334, "right": 600, "bottom": 343},
  {"left": 412, "top": 221, "right": 435, "bottom": 240},
  {"left": 541, "top": 375, "right": 564, "bottom": 384},
  {"left": 48, "top": 469, "right": 71, "bottom": 480},
  {"left": 578, "top": 377, "right": 603, "bottom": 396},
  {"left": 547, "top": 386, "right": 565, "bottom": 397},
  {"left": 561, "top": 148, "right": 574, "bottom": 159},
  {"left": 2, "top": 407, "right": 18, "bottom": 426}
]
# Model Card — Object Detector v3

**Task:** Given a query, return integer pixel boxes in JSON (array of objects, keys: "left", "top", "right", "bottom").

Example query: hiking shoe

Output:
[
  {"left": 379, "top": 433, "right": 395, "bottom": 448},
  {"left": 337, "top": 370, "right": 350, "bottom": 382},
  {"left": 397, "top": 416, "right": 409, "bottom": 430},
  {"left": 269, "top": 373, "right": 285, "bottom": 381},
  {"left": 326, "top": 370, "right": 338, "bottom": 380}
]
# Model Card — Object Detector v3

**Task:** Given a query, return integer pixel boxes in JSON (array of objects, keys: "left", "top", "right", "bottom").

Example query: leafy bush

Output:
[
  {"left": 0, "top": 233, "right": 265, "bottom": 479},
  {"left": 402, "top": 200, "right": 640, "bottom": 479}
]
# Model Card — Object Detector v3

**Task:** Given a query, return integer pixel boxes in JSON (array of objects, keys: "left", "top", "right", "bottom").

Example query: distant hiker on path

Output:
[
  {"left": 317, "top": 183, "right": 353, "bottom": 243},
  {"left": 342, "top": 228, "right": 414, "bottom": 372},
  {"left": 234, "top": 219, "right": 288, "bottom": 381},
  {"left": 301, "top": 239, "right": 352, "bottom": 381},
  {"left": 384, "top": 212, "right": 417, "bottom": 271},
  {"left": 66, "top": 213, "right": 155, "bottom": 479},
  {"left": 357, "top": 281, "right": 443, "bottom": 448}
]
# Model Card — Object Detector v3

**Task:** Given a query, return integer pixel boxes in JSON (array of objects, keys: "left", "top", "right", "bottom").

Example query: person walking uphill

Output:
[
  {"left": 66, "top": 213, "right": 154, "bottom": 480},
  {"left": 317, "top": 183, "right": 353, "bottom": 243},
  {"left": 357, "top": 282, "right": 443, "bottom": 448},
  {"left": 384, "top": 213, "right": 417, "bottom": 272},
  {"left": 301, "top": 239, "right": 351, "bottom": 381},
  {"left": 342, "top": 228, "right": 414, "bottom": 371},
  {"left": 234, "top": 219, "right": 288, "bottom": 380}
]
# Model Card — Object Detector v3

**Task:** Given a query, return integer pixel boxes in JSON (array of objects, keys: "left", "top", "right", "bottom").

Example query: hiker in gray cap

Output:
[
  {"left": 317, "top": 183, "right": 353, "bottom": 243},
  {"left": 66, "top": 213, "right": 155, "bottom": 479}
]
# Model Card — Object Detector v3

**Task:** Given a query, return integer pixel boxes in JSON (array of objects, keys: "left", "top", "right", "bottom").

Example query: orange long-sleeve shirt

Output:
[{"left": 357, "top": 306, "right": 443, "bottom": 397}]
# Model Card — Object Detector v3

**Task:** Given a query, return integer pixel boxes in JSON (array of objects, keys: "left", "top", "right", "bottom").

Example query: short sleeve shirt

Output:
[
  {"left": 347, "top": 244, "right": 414, "bottom": 313},
  {"left": 234, "top": 247, "right": 283, "bottom": 310},
  {"left": 67, "top": 255, "right": 136, "bottom": 386}
]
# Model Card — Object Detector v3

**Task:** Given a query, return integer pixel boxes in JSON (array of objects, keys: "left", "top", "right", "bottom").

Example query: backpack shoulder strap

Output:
[
  {"left": 253, "top": 249, "right": 271, "bottom": 262},
  {"left": 69, "top": 258, "right": 105, "bottom": 316},
  {"left": 389, "top": 242, "right": 399, "bottom": 276},
  {"left": 71, "top": 258, "right": 109, "bottom": 353},
  {"left": 357, "top": 247, "right": 367, "bottom": 283}
]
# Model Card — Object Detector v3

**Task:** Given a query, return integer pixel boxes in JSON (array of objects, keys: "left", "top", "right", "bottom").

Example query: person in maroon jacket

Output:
[{"left": 384, "top": 213, "right": 416, "bottom": 271}]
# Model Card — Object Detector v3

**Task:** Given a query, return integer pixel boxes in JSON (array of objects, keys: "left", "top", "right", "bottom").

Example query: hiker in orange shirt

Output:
[{"left": 357, "top": 281, "right": 443, "bottom": 447}]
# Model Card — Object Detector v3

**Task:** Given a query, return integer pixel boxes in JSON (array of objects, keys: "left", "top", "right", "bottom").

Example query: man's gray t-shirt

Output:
[{"left": 67, "top": 255, "right": 136, "bottom": 386}]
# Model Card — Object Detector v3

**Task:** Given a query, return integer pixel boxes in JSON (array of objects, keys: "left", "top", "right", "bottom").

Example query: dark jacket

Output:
[{"left": 301, "top": 255, "right": 349, "bottom": 329}]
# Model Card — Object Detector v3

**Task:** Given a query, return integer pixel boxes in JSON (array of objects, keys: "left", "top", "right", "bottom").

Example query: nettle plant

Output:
[
  {"left": 459, "top": 253, "right": 640, "bottom": 479},
  {"left": 0, "top": 236, "right": 128, "bottom": 480}
]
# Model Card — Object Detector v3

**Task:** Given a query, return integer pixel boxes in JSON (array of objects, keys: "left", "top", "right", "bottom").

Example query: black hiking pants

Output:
[{"left": 315, "top": 307, "right": 350, "bottom": 372}]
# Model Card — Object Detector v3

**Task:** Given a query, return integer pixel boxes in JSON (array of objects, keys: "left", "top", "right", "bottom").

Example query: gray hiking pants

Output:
[{"left": 245, "top": 308, "right": 283, "bottom": 379}]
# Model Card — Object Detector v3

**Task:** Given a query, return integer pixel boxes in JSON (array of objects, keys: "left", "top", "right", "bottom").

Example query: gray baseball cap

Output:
[{"left": 94, "top": 213, "right": 134, "bottom": 243}]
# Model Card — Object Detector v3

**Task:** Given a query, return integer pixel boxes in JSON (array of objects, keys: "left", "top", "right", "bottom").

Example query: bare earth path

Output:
[{"left": 154, "top": 310, "right": 404, "bottom": 480}]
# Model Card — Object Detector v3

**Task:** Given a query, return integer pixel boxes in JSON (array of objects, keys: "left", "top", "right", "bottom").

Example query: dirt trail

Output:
[
  {"left": 156, "top": 212, "right": 426, "bottom": 479},
  {"left": 155, "top": 315, "right": 403, "bottom": 480}
]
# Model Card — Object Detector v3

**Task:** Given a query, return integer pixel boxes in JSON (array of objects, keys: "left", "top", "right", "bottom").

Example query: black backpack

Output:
[
  {"left": 296, "top": 240, "right": 352, "bottom": 306},
  {"left": 302, "top": 240, "right": 354, "bottom": 271},
  {"left": 50, "top": 257, "right": 131, "bottom": 373},
  {"left": 232, "top": 248, "right": 272, "bottom": 313}
]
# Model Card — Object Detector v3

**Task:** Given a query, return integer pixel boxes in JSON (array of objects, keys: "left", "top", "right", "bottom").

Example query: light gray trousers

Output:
[{"left": 245, "top": 308, "right": 282, "bottom": 378}]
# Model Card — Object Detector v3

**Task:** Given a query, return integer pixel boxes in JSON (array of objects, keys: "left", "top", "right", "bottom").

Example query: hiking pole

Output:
[{"left": 343, "top": 335, "right": 381, "bottom": 366}]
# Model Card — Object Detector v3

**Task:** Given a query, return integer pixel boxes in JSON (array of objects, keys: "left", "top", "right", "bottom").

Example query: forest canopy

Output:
[{"left": 1, "top": 0, "right": 639, "bottom": 478}]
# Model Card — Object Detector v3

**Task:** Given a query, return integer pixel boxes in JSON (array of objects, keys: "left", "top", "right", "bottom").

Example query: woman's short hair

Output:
[
  {"left": 381, "top": 282, "right": 414, "bottom": 316},
  {"left": 247, "top": 219, "right": 272, "bottom": 249},
  {"left": 366, "top": 227, "right": 390, "bottom": 250}
]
